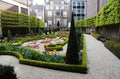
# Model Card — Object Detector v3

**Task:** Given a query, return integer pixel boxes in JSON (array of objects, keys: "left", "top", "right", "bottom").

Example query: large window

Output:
[
  {"left": 48, "top": 21, "right": 52, "bottom": 27},
  {"left": 56, "top": 6, "right": 59, "bottom": 10},
  {"left": 48, "top": 11, "right": 52, "bottom": 17},
  {"left": 46, "top": 6, "right": 49, "bottom": 9},
  {"left": 63, "top": 11, "right": 67, "bottom": 17}
]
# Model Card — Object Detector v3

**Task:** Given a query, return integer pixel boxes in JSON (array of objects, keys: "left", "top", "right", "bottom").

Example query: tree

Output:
[{"left": 65, "top": 13, "right": 79, "bottom": 64}]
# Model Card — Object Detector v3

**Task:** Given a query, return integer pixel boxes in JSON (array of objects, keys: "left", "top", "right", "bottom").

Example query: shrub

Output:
[
  {"left": 0, "top": 43, "right": 13, "bottom": 51},
  {"left": 22, "top": 48, "right": 41, "bottom": 60},
  {"left": 45, "top": 45, "right": 63, "bottom": 51},
  {"left": 66, "top": 13, "right": 79, "bottom": 64},
  {"left": 0, "top": 65, "right": 18, "bottom": 79},
  {"left": 40, "top": 54, "right": 64, "bottom": 63},
  {"left": 105, "top": 40, "right": 120, "bottom": 59}
]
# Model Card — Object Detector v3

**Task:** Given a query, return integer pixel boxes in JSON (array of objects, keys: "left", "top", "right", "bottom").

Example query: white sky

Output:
[{"left": 33, "top": 0, "right": 45, "bottom": 5}]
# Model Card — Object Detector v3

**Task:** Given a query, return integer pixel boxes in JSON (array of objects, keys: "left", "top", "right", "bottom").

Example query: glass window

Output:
[
  {"left": 61, "top": 6, "right": 64, "bottom": 9},
  {"left": 73, "top": 2, "right": 76, "bottom": 6},
  {"left": 61, "top": 1, "right": 64, "bottom": 5},
  {"left": 56, "top": 11, "right": 60, "bottom": 16},
  {"left": 48, "top": 21, "right": 52, "bottom": 27},
  {"left": 50, "top": 1, "right": 53, "bottom": 5},
  {"left": 56, "top": 6, "right": 59, "bottom": 10},
  {"left": 77, "top": 2, "right": 80, "bottom": 6},
  {"left": 50, "top": 6, "right": 53, "bottom": 9},
  {"left": 48, "top": 11, "right": 52, "bottom": 17},
  {"left": 63, "top": 11, "right": 67, "bottom": 17},
  {"left": 46, "top": 6, "right": 49, "bottom": 9}
]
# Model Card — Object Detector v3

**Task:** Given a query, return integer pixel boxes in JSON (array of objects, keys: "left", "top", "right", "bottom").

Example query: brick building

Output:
[
  {"left": 0, "top": 0, "right": 35, "bottom": 15},
  {"left": 72, "top": 0, "right": 87, "bottom": 21},
  {"left": 87, "top": 0, "right": 109, "bottom": 18},
  {"left": 44, "top": 0, "right": 71, "bottom": 30}
]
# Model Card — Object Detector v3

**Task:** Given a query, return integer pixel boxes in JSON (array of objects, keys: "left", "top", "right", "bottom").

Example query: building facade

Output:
[
  {"left": 44, "top": 0, "right": 71, "bottom": 30},
  {"left": 72, "top": 0, "right": 87, "bottom": 21},
  {"left": 87, "top": 0, "right": 109, "bottom": 18},
  {"left": 0, "top": 0, "right": 35, "bottom": 15},
  {"left": 32, "top": 4, "right": 44, "bottom": 21}
]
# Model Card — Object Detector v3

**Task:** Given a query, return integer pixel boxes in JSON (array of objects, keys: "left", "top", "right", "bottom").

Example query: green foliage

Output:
[
  {"left": 66, "top": 13, "right": 79, "bottom": 64},
  {"left": 0, "top": 43, "right": 13, "bottom": 51},
  {"left": 30, "top": 30, "right": 34, "bottom": 37},
  {"left": 75, "top": 0, "right": 120, "bottom": 27},
  {"left": 22, "top": 48, "right": 41, "bottom": 60},
  {"left": 82, "top": 35, "right": 87, "bottom": 67},
  {"left": 45, "top": 45, "right": 63, "bottom": 51},
  {"left": 0, "top": 65, "right": 18, "bottom": 79},
  {"left": 0, "top": 10, "right": 44, "bottom": 28},
  {"left": 40, "top": 54, "right": 64, "bottom": 63},
  {"left": 92, "top": 33, "right": 101, "bottom": 39},
  {"left": 105, "top": 40, "right": 120, "bottom": 59}
]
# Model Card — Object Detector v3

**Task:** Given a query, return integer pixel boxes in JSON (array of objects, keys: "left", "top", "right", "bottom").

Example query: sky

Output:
[{"left": 33, "top": 0, "right": 45, "bottom": 5}]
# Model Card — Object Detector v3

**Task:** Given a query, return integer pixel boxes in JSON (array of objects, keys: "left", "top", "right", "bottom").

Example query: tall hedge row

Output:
[
  {"left": 0, "top": 10, "right": 44, "bottom": 28},
  {"left": 75, "top": 0, "right": 120, "bottom": 27}
]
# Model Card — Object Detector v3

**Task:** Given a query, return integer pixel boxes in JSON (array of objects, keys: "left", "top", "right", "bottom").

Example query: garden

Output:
[
  {"left": 0, "top": 10, "right": 87, "bottom": 79},
  {"left": 0, "top": 30, "right": 87, "bottom": 73}
]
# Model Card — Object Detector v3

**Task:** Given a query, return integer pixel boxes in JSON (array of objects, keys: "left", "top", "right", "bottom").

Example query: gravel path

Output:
[
  {"left": 85, "top": 34, "right": 120, "bottom": 79},
  {"left": 0, "top": 34, "right": 120, "bottom": 79}
]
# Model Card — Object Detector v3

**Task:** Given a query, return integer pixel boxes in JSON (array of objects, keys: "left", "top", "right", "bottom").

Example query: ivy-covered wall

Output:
[
  {"left": 0, "top": 10, "right": 44, "bottom": 28},
  {"left": 75, "top": 0, "right": 120, "bottom": 40},
  {"left": 75, "top": 0, "right": 120, "bottom": 27},
  {"left": 0, "top": 10, "right": 45, "bottom": 36}
]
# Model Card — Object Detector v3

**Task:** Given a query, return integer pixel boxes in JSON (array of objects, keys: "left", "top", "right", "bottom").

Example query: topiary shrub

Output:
[
  {"left": 0, "top": 65, "right": 18, "bottom": 79},
  {"left": 65, "top": 13, "right": 79, "bottom": 64}
]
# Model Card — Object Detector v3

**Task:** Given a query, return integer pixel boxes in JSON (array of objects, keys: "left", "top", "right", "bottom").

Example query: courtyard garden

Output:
[{"left": 0, "top": 30, "right": 87, "bottom": 73}]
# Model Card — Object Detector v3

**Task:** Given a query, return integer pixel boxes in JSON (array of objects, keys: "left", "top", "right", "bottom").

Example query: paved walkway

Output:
[{"left": 0, "top": 34, "right": 120, "bottom": 79}]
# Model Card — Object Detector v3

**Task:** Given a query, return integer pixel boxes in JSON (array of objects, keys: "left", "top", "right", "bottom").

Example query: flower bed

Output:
[{"left": 0, "top": 35, "right": 87, "bottom": 73}]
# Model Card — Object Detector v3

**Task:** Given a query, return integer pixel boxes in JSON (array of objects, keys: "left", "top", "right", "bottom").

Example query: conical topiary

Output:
[{"left": 65, "top": 13, "right": 79, "bottom": 64}]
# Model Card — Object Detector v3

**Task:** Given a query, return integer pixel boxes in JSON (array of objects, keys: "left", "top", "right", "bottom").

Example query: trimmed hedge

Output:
[
  {"left": 75, "top": 0, "right": 120, "bottom": 27},
  {"left": 45, "top": 45, "right": 63, "bottom": 51},
  {"left": 0, "top": 36, "right": 87, "bottom": 73},
  {"left": 0, "top": 10, "right": 44, "bottom": 28}
]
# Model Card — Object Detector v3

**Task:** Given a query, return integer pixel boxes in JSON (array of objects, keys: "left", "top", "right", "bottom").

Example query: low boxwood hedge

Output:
[
  {"left": 0, "top": 36, "right": 87, "bottom": 73},
  {"left": 45, "top": 45, "right": 63, "bottom": 51}
]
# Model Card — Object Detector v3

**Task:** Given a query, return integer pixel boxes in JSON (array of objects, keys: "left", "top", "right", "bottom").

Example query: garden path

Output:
[
  {"left": 85, "top": 34, "right": 120, "bottom": 79},
  {"left": 0, "top": 34, "right": 120, "bottom": 79}
]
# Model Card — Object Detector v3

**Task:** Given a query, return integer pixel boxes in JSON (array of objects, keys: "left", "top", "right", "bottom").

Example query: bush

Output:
[
  {"left": 0, "top": 65, "right": 18, "bottom": 79},
  {"left": 40, "top": 54, "right": 64, "bottom": 63},
  {"left": 45, "top": 45, "right": 63, "bottom": 51},
  {"left": 22, "top": 48, "right": 41, "bottom": 60},
  {"left": 0, "top": 43, "right": 13, "bottom": 51},
  {"left": 105, "top": 40, "right": 120, "bottom": 59},
  {"left": 92, "top": 33, "right": 101, "bottom": 39}
]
